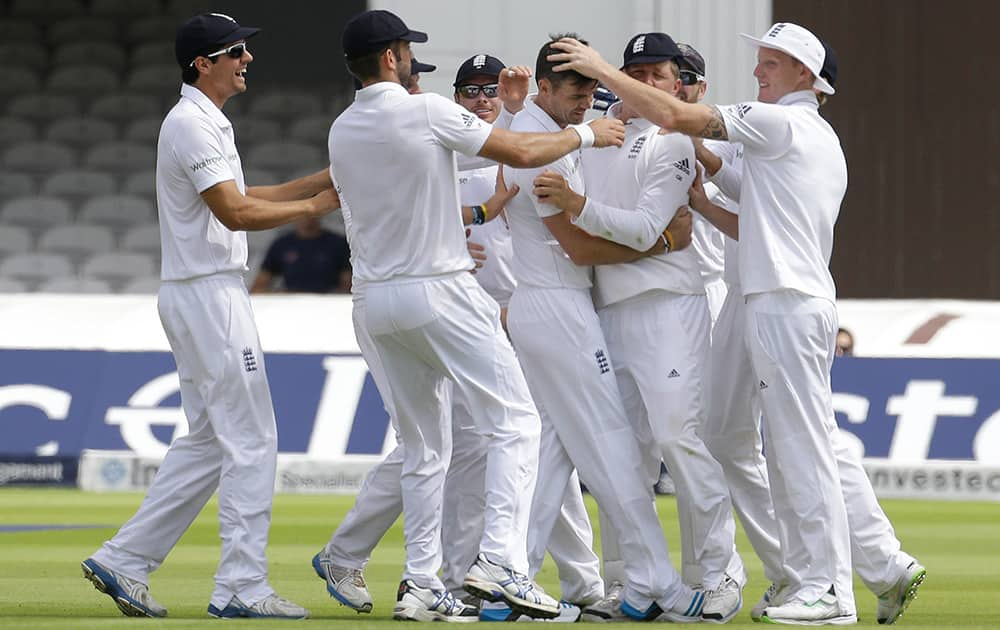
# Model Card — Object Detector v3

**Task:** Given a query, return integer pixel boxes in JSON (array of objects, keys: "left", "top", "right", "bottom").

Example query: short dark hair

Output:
[
  {"left": 535, "top": 33, "right": 594, "bottom": 89},
  {"left": 347, "top": 40, "right": 404, "bottom": 83},
  {"left": 181, "top": 53, "right": 220, "bottom": 85}
]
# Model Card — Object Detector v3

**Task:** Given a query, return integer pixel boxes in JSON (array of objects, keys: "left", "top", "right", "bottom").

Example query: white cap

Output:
[{"left": 739, "top": 22, "right": 834, "bottom": 95}]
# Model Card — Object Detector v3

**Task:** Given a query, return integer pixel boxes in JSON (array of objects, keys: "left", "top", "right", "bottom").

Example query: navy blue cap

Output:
[
  {"left": 342, "top": 9, "right": 427, "bottom": 61},
  {"left": 453, "top": 54, "right": 506, "bottom": 86},
  {"left": 175, "top": 13, "right": 259, "bottom": 69},
  {"left": 622, "top": 32, "right": 682, "bottom": 67},
  {"left": 411, "top": 58, "right": 436, "bottom": 75},
  {"left": 676, "top": 42, "right": 706, "bottom": 77},
  {"left": 820, "top": 39, "right": 838, "bottom": 88}
]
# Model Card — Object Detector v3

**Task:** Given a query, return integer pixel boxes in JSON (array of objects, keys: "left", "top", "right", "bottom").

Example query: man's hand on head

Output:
[
  {"left": 498, "top": 65, "right": 532, "bottom": 113},
  {"left": 547, "top": 38, "right": 616, "bottom": 81}
]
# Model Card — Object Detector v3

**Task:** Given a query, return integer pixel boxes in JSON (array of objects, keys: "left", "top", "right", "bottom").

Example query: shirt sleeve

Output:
[
  {"left": 573, "top": 132, "right": 695, "bottom": 249},
  {"left": 719, "top": 102, "right": 791, "bottom": 159},
  {"left": 425, "top": 94, "right": 493, "bottom": 158},
  {"left": 170, "top": 116, "right": 237, "bottom": 193}
]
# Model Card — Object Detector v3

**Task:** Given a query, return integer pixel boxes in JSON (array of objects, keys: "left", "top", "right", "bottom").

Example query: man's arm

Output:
[
  {"left": 689, "top": 166, "right": 738, "bottom": 240},
  {"left": 247, "top": 168, "right": 333, "bottom": 202},
  {"left": 461, "top": 169, "right": 519, "bottom": 225},
  {"left": 542, "top": 212, "right": 665, "bottom": 265},
  {"left": 546, "top": 38, "right": 727, "bottom": 140},
  {"left": 201, "top": 180, "right": 339, "bottom": 232},
  {"left": 477, "top": 118, "right": 625, "bottom": 169}
]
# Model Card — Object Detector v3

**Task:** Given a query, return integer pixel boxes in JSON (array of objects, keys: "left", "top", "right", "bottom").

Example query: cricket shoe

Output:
[
  {"left": 762, "top": 587, "right": 856, "bottom": 625},
  {"left": 876, "top": 561, "right": 926, "bottom": 625},
  {"left": 620, "top": 587, "right": 706, "bottom": 623},
  {"left": 480, "top": 600, "right": 582, "bottom": 623},
  {"left": 207, "top": 593, "right": 309, "bottom": 619},
  {"left": 312, "top": 549, "right": 373, "bottom": 613},
  {"left": 393, "top": 580, "right": 478, "bottom": 622},
  {"left": 580, "top": 581, "right": 627, "bottom": 622},
  {"left": 702, "top": 572, "right": 744, "bottom": 623},
  {"left": 751, "top": 582, "right": 789, "bottom": 622},
  {"left": 464, "top": 553, "right": 560, "bottom": 619},
  {"left": 81, "top": 557, "right": 167, "bottom": 618}
]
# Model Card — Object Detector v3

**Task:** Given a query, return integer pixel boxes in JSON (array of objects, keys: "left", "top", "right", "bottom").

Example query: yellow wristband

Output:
[
  {"left": 662, "top": 230, "right": 675, "bottom": 253},
  {"left": 479, "top": 204, "right": 489, "bottom": 221}
]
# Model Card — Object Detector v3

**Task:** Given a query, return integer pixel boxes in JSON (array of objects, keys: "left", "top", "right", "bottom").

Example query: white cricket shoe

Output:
[
  {"left": 481, "top": 600, "right": 581, "bottom": 623},
  {"left": 393, "top": 579, "right": 478, "bottom": 622},
  {"left": 81, "top": 557, "right": 167, "bottom": 618},
  {"left": 208, "top": 593, "right": 310, "bottom": 619},
  {"left": 621, "top": 586, "right": 706, "bottom": 623},
  {"left": 464, "top": 553, "right": 560, "bottom": 619},
  {"left": 312, "top": 549, "right": 373, "bottom": 613},
  {"left": 763, "top": 588, "right": 856, "bottom": 625},
  {"left": 702, "top": 573, "right": 744, "bottom": 623},
  {"left": 579, "top": 581, "right": 627, "bottom": 623},
  {"left": 876, "top": 561, "right": 926, "bottom": 625},
  {"left": 751, "top": 582, "right": 788, "bottom": 622}
]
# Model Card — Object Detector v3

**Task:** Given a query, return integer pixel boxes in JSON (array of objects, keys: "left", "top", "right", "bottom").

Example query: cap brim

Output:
[
  {"left": 621, "top": 54, "right": 680, "bottom": 68},
  {"left": 401, "top": 29, "right": 428, "bottom": 43},
  {"left": 739, "top": 32, "right": 835, "bottom": 95},
  {"left": 222, "top": 25, "right": 260, "bottom": 44},
  {"left": 411, "top": 61, "right": 436, "bottom": 74}
]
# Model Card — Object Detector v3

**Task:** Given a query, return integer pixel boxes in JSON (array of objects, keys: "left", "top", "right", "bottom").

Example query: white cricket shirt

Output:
[
  {"left": 703, "top": 140, "right": 744, "bottom": 288},
  {"left": 328, "top": 82, "right": 492, "bottom": 283},
  {"left": 575, "top": 108, "right": 702, "bottom": 308},
  {"left": 460, "top": 164, "right": 516, "bottom": 307},
  {"left": 505, "top": 98, "right": 591, "bottom": 289},
  {"left": 156, "top": 83, "right": 247, "bottom": 281},
  {"left": 720, "top": 91, "right": 847, "bottom": 302}
]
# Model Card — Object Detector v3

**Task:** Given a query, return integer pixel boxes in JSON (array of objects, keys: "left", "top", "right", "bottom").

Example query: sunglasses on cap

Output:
[
  {"left": 679, "top": 70, "right": 704, "bottom": 86},
  {"left": 456, "top": 83, "right": 499, "bottom": 99},
  {"left": 190, "top": 42, "right": 247, "bottom": 67}
]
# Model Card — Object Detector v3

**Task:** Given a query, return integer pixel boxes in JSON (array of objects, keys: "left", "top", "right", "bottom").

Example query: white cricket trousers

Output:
[
  {"left": 92, "top": 272, "right": 277, "bottom": 609},
  {"left": 508, "top": 286, "right": 686, "bottom": 611},
  {"left": 361, "top": 271, "right": 541, "bottom": 588},
  {"left": 596, "top": 291, "right": 743, "bottom": 591},
  {"left": 704, "top": 287, "right": 915, "bottom": 596},
  {"left": 744, "top": 290, "right": 855, "bottom": 615}
]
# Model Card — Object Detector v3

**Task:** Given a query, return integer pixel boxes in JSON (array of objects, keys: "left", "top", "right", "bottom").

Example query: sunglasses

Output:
[
  {"left": 190, "top": 42, "right": 247, "bottom": 67},
  {"left": 457, "top": 83, "right": 499, "bottom": 99},
  {"left": 679, "top": 70, "right": 704, "bottom": 86}
]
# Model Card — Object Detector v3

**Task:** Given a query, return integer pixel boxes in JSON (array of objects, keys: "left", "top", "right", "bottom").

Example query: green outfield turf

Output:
[{"left": 0, "top": 488, "right": 996, "bottom": 628}]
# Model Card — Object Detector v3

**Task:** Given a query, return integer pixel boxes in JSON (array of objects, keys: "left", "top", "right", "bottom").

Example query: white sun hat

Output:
[{"left": 740, "top": 22, "right": 834, "bottom": 95}]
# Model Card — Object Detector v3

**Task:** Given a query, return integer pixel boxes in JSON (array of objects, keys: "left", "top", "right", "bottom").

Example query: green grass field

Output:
[{"left": 0, "top": 489, "right": 997, "bottom": 628}]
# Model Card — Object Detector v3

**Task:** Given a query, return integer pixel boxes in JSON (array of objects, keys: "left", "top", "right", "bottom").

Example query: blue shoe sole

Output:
[
  {"left": 81, "top": 558, "right": 164, "bottom": 618},
  {"left": 312, "top": 553, "right": 373, "bottom": 613}
]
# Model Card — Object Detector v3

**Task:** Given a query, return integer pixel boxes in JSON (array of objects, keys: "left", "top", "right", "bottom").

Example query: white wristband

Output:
[{"left": 569, "top": 123, "right": 595, "bottom": 149}]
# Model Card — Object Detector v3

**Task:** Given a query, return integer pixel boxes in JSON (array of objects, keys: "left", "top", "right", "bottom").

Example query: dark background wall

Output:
[
  {"left": 774, "top": 0, "right": 1000, "bottom": 298},
  {"left": 174, "top": 1, "right": 364, "bottom": 90}
]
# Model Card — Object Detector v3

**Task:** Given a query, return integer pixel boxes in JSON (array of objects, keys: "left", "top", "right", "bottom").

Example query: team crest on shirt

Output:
[
  {"left": 627, "top": 136, "right": 646, "bottom": 159},
  {"left": 736, "top": 103, "right": 752, "bottom": 119},
  {"left": 460, "top": 113, "right": 477, "bottom": 128},
  {"left": 595, "top": 349, "right": 610, "bottom": 374},
  {"left": 672, "top": 157, "right": 691, "bottom": 175},
  {"left": 242, "top": 347, "right": 258, "bottom": 372}
]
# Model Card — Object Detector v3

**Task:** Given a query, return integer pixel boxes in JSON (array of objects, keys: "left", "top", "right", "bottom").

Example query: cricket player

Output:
[
  {"left": 504, "top": 33, "right": 705, "bottom": 623},
  {"left": 548, "top": 22, "right": 859, "bottom": 625},
  {"left": 532, "top": 32, "right": 745, "bottom": 624},
  {"left": 81, "top": 12, "right": 339, "bottom": 620},
  {"left": 325, "top": 10, "right": 625, "bottom": 622},
  {"left": 689, "top": 40, "right": 925, "bottom": 625}
]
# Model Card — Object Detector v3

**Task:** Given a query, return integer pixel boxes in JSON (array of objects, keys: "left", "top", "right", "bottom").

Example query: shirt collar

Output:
[
  {"left": 179, "top": 83, "right": 232, "bottom": 129},
  {"left": 522, "top": 97, "right": 563, "bottom": 133},
  {"left": 355, "top": 81, "right": 409, "bottom": 101},
  {"left": 777, "top": 90, "right": 820, "bottom": 108}
]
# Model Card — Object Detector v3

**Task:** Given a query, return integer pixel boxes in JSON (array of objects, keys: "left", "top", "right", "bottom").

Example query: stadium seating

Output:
[
  {"left": 2, "top": 140, "right": 76, "bottom": 173},
  {"left": 0, "top": 117, "right": 38, "bottom": 146},
  {"left": 119, "top": 275, "right": 161, "bottom": 294},
  {"left": 37, "top": 275, "right": 112, "bottom": 294},
  {"left": 45, "top": 116, "right": 118, "bottom": 148},
  {"left": 78, "top": 194, "right": 156, "bottom": 228},
  {"left": 0, "top": 196, "right": 73, "bottom": 230},
  {"left": 0, "top": 277, "right": 29, "bottom": 293},
  {"left": 0, "top": 173, "right": 37, "bottom": 201},
  {"left": 120, "top": 223, "right": 162, "bottom": 257},
  {"left": 0, "top": 252, "right": 74, "bottom": 285},
  {"left": 41, "top": 169, "right": 117, "bottom": 201},
  {"left": 82, "top": 252, "right": 156, "bottom": 289},
  {"left": 0, "top": 225, "right": 33, "bottom": 256},
  {"left": 6, "top": 92, "right": 81, "bottom": 121},
  {"left": 38, "top": 224, "right": 115, "bottom": 261},
  {"left": 52, "top": 40, "right": 128, "bottom": 73}
]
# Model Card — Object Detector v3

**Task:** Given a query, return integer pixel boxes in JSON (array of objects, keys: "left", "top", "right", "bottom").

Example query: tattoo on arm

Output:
[{"left": 698, "top": 105, "right": 728, "bottom": 140}]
